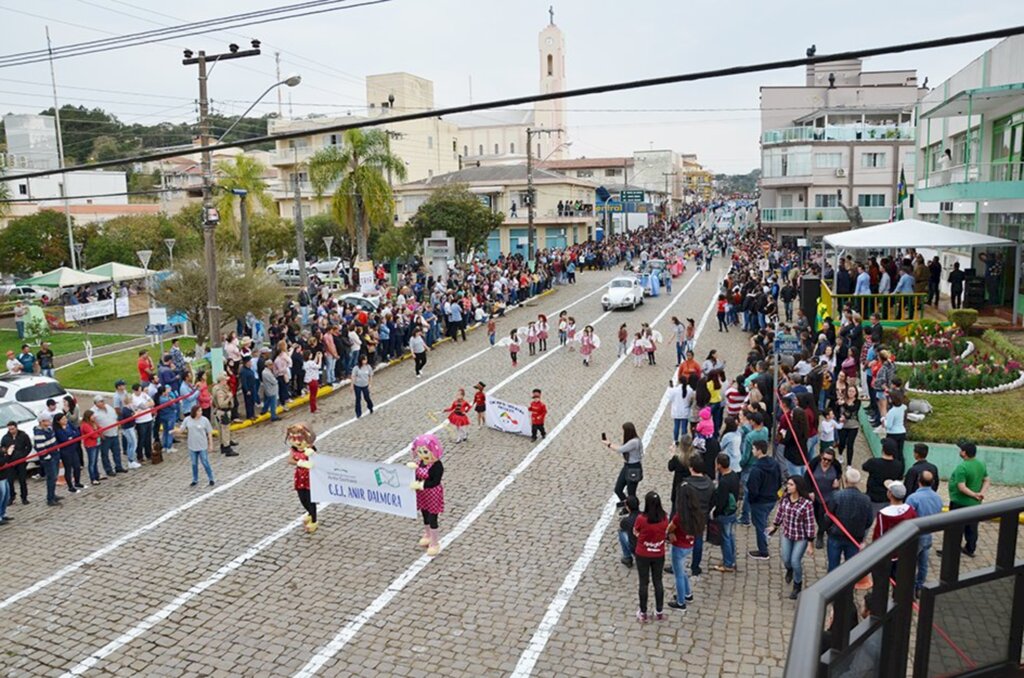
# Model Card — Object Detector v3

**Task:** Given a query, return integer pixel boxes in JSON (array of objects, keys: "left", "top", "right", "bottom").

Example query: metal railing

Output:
[
  {"left": 785, "top": 495, "right": 1024, "bottom": 678},
  {"left": 829, "top": 289, "right": 929, "bottom": 320},
  {"left": 760, "top": 207, "right": 892, "bottom": 223},
  {"left": 916, "top": 162, "right": 1024, "bottom": 189},
  {"left": 762, "top": 124, "right": 914, "bottom": 145}
]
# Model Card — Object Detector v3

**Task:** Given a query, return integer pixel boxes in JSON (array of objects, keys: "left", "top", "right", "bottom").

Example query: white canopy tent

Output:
[
  {"left": 84, "top": 262, "right": 151, "bottom": 282},
  {"left": 822, "top": 218, "right": 1020, "bottom": 324}
]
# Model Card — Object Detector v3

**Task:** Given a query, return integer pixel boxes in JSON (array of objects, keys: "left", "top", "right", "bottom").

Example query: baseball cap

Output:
[
  {"left": 114, "top": 379, "right": 126, "bottom": 387},
  {"left": 884, "top": 480, "right": 907, "bottom": 500},
  {"left": 93, "top": 394, "right": 106, "bottom": 403}
]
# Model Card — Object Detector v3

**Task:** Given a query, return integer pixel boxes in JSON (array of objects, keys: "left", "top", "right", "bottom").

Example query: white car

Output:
[
  {"left": 338, "top": 292, "right": 380, "bottom": 312},
  {"left": 0, "top": 374, "right": 74, "bottom": 419},
  {"left": 0, "top": 285, "right": 47, "bottom": 300},
  {"left": 310, "top": 257, "right": 346, "bottom": 275},
  {"left": 602, "top": 277, "right": 645, "bottom": 311}
]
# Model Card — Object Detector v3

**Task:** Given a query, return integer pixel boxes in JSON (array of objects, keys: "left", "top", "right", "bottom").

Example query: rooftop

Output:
[
  {"left": 403, "top": 164, "right": 589, "bottom": 188},
  {"left": 445, "top": 109, "right": 534, "bottom": 128},
  {"left": 539, "top": 157, "right": 634, "bottom": 170}
]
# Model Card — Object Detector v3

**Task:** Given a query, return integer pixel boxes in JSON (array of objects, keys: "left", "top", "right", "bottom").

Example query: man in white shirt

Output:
[{"left": 131, "top": 383, "right": 155, "bottom": 461}]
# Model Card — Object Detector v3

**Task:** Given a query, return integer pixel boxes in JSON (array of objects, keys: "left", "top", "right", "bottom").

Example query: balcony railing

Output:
[
  {"left": 760, "top": 207, "right": 892, "bottom": 223},
  {"left": 916, "top": 162, "right": 1024, "bottom": 190},
  {"left": 269, "top": 146, "right": 321, "bottom": 165},
  {"left": 762, "top": 124, "right": 914, "bottom": 145},
  {"left": 785, "top": 494, "right": 1024, "bottom": 678}
]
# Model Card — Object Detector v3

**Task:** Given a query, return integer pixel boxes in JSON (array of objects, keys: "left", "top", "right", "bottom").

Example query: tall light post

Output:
[
  {"left": 323, "top": 235, "right": 334, "bottom": 261},
  {"left": 216, "top": 74, "right": 301, "bottom": 143},
  {"left": 525, "top": 129, "right": 565, "bottom": 263},
  {"left": 137, "top": 248, "right": 163, "bottom": 356},
  {"left": 164, "top": 238, "right": 176, "bottom": 269},
  {"left": 183, "top": 41, "right": 262, "bottom": 379},
  {"left": 74, "top": 242, "right": 84, "bottom": 270},
  {"left": 231, "top": 188, "right": 251, "bottom": 268}
]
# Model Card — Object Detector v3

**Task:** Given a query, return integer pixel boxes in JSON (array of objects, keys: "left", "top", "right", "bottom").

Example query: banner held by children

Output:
[
  {"left": 484, "top": 396, "right": 532, "bottom": 437},
  {"left": 310, "top": 455, "right": 417, "bottom": 518}
]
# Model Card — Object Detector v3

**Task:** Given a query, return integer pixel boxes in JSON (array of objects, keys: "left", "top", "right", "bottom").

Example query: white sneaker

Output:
[{"left": 129, "top": 462, "right": 142, "bottom": 469}]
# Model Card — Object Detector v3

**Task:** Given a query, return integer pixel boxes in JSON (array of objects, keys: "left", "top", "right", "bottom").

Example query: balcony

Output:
[
  {"left": 760, "top": 207, "right": 892, "bottom": 223},
  {"left": 269, "top": 146, "right": 321, "bottom": 166},
  {"left": 916, "top": 162, "right": 1024, "bottom": 202},
  {"left": 762, "top": 123, "right": 914, "bottom": 145}
]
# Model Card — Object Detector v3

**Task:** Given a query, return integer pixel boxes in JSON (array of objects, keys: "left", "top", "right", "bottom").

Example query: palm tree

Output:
[
  {"left": 0, "top": 178, "right": 11, "bottom": 221},
  {"left": 307, "top": 129, "right": 406, "bottom": 261},
  {"left": 214, "top": 154, "right": 275, "bottom": 237}
]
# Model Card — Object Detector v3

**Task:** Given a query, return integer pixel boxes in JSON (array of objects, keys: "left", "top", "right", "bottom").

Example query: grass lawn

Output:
[
  {"left": 56, "top": 338, "right": 198, "bottom": 392},
  {"left": 1, "top": 329, "right": 138, "bottom": 360},
  {"left": 902, "top": 332, "right": 1024, "bottom": 448}
]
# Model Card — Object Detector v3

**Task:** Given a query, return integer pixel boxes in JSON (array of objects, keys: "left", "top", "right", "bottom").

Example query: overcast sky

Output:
[{"left": 1, "top": 0, "right": 1021, "bottom": 173}]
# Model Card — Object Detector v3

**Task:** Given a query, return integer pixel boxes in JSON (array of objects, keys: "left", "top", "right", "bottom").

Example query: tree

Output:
[
  {"left": 153, "top": 254, "right": 284, "bottom": 345},
  {"left": 80, "top": 214, "right": 201, "bottom": 270},
  {"left": 0, "top": 180, "right": 10, "bottom": 221},
  {"left": 374, "top": 226, "right": 418, "bottom": 263},
  {"left": 249, "top": 213, "right": 295, "bottom": 264},
  {"left": 308, "top": 129, "right": 406, "bottom": 261},
  {"left": 408, "top": 183, "right": 504, "bottom": 260},
  {"left": 304, "top": 213, "right": 351, "bottom": 260},
  {"left": 0, "top": 210, "right": 77, "bottom": 275},
  {"left": 214, "top": 155, "right": 275, "bottom": 238}
]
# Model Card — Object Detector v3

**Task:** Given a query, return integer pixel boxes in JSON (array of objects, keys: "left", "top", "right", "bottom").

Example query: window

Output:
[
  {"left": 14, "top": 383, "right": 66, "bottom": 403},
  {"left": 605, "top": 168, "right": 622, "bottom": 177},
  {"left": 494, "top": 144, "right": 500, "bottom": 154},
  {"left": 577, "top": 170, "right": 594, "bottom": 178},
  {"left": 18, "top": 184, "right": 27, "bottom": 195},
  {"left": 547, "top": 54, "right": 553, "bottom": 76},
  {"left": 814, "top": 194, "right": 838, "bottom": 207},
  {"left": 857, "top": 194, "right": 886, "bottom": 207},
  {"left": 510, "top": 142, "right": 515, "bottom": 154},
  {"left": 478, "top": 145, "right": 483, "bottom": 156},
  {"left": 861, "top": 152, "right": 886, "bottom": 168},
  {"left": 427, "top": 136, "right": 433, "bottom": 149},
  {"left": 328, "top": 134, "right": 340, "bottom": 146},
  {"left": 814, "top": 152, "right": 842, "bottom": 169},
  {"left": 762, "top": 147, "right": 811, "bottom": 178},
  {"left": 903, "top": 151, "right": 917, "bottom": 169},
  {"left": 536, "top": 145, "right": 541, "bottom": 158},
  {"left": 463, "top": 145, "right": 468, "bottom": 157},
  {"left": 427, "top": 169, "right": 433, "bottom": 178}
]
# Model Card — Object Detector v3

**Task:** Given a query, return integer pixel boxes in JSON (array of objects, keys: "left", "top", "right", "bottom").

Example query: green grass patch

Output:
[
  {"left": 1, "top": 329, "right": 138, "bottom": 359},
  {"left": 906, "top": 389, "right": 1024, "bottom": 448},
  {"left": 56, "top": 338, "right": 197, "bottom": 392}
]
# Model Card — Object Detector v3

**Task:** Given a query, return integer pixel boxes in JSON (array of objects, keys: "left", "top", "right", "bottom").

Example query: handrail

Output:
[{"left": 786, "top": 494, "right": 1024, "bottom": 677}]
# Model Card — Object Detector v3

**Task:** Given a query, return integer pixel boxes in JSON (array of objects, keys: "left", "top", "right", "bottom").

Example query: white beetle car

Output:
[{"left": 602, "top": 276, "right": 645, "bottom": 311}]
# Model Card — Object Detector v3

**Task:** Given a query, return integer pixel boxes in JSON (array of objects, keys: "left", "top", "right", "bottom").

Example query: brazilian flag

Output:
[{"left": 895, "top": 167, "right": 908, "bottom": 220}]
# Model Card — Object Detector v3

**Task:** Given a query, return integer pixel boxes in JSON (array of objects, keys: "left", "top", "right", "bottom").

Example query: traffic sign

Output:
[
  {"left": 774, "top": 336, "right": 802, "bottom": 356},
  {"left": 145, "top": 324, "right": 176, "bottom": 336},
  {"left": 621, "top": 190, "right": 644, "bottom": 202}
]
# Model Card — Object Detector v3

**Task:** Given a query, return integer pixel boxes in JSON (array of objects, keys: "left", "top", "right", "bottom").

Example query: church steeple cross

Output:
[{"left": 548, "top": 5, "right": 554, "bottom": 25}]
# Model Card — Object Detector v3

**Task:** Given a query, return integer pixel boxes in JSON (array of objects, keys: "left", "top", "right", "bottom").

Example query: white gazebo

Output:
[{"left": 822, "top": 219, "right": 1020, "bottom": 324}]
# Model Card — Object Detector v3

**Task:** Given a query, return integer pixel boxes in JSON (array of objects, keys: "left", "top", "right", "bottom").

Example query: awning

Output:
[
  {"left": 823, "top": 219, "right": 1014, "bottom": 249},
  {"left": 920, "top": 83, "right": 1024, "bottom": 119},
  {"left": 85, "top": 262, "right": 152, "bottom": 282},
  {"left": 20, "top": 267, "right": 109, "bottom": 288},
  {"left": 467, "top": 186, "right": 504, "bottom": 194}
]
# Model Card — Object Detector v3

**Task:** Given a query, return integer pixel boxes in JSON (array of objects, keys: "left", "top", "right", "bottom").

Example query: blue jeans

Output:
[
  {"left": 86, "top": 446, "right": 100, "bottom": 481},
  {"left": 718, "top": 514, "right": 737, "bottom": 568},
  {"left": 347, "top": 350, "right": 360, "bottom": 375},
  {"left": 673, "top": 418, "right": 687, "bottom": 443},
  {"left": 617, "top": 530, "right": 633, "bottom": 560},
  {"left": 100, "top": 436, "right": 124, "bottom": 474},
  {"left": 807, "top": 434, "right": 819, "bottom": 459},
  {"left": 122, "top": 428, "right": 138, "bottom": 463},
  {"left": 780, "top": 535, "right": 809, "bottom": 584},
  {"left": 785, "top": 460, "right": 806, "bottom": 477},
  {"left": 42, "top": 453, "right": 60, "bottom": 502},
  {"left": 739, "top": 468, "right": 752, "bottom": 523},
  {"left": 916, "top": 543, "right": 931, "bottom": 590},
  {"left": 15, "top": 320, "right": 24, "bottom": 339},
  {"left": 671, "top": 544, "right": 693, "bottom": 604},
  {"left": 190, "top": 449, "right": 215, "bottom": 484},
  {"left": 751, "top": 501, "right": 774, "bottom": 556},
  {"left": 261, "top": 395, "right": 280, "bottom": 421},
  {"left": 0, "top": 479, "right": 7, "bottom": 519},
  {"left": 827, "top": 535, "right": 861, "bottom": 572},
  {"left": 354, "top": 385, "right": 374, "bottom": 418},
  {"left": 675, "top": 343, "right": 684, "bottom": 365},
  {"left": 324, "top": 355, "right": 337, "bottom": 385},
  {"left": 691, "top": 535, "right": 704, "bottom": 575},
  {"left": 161, "top": 418, "right": 176, "bottom": 449}
]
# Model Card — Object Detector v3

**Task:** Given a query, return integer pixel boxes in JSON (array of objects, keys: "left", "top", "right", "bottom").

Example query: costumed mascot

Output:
[
  {"left": 287, "top": 423, "right": 320, "bottom": 534},
  {"left": 407, "top": 433, "right": 445, "bottom": 556}
]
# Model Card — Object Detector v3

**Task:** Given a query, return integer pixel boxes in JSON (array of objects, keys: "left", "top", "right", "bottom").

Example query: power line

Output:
[
  {"left": 0, "top": 0, "right": 395, "bottom": 68},
  {"left": 8, "top": 24, "right": 1023, "bottom": 182}
]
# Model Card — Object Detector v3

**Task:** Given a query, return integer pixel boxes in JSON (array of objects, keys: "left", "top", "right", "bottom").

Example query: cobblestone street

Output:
[{"left": 1, "top": 263, "right": 1020, "bottom": 678}]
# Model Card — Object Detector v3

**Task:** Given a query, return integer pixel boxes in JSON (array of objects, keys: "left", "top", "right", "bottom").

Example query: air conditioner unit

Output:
[{"left": 834, "top": 168, "right": 846, "bottom": 178}]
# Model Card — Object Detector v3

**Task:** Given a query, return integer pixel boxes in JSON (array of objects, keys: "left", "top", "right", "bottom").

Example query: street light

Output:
[
  {"left": 164, "top": 238, "right": 176, "bottom": 269},
  {"left": 217, "top": 74, "right": 302, "bottom": 143},
  {"left": 323, "top": 235, "right": 334, "bottom": 261},
  {"left": 74, "top": 242, "right": 84, "bottom": 270}
]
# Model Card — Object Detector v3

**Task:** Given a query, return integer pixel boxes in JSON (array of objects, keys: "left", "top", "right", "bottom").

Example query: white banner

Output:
[
  {"left": 484, "top": 395, "right": 533, "bottom": 437},
  {"left": 309, "top": 454, "right": 417, "bottom": 519},
  {"left": 115, "top": 297, "right": 130, "bottom": 318},
  {"left": 64, "top": 299, "right": 115, "bottom": 322},
  {"left": 357, "top": 260, "right": 375, "bottom": 294}
]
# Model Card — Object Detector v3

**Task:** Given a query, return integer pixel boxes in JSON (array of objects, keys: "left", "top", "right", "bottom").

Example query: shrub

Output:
[
  {"left": 893, "top": 322, "right": 966, "bottom": 363},
  {"left": 982, "top": 329, "right": 1024, "bottom": 363},
  {"left": 909, "top": 354, "right": 1020, "bottom": 391},
  {"left": 947, "top": 308, "right": 978, "bottom": 332}
]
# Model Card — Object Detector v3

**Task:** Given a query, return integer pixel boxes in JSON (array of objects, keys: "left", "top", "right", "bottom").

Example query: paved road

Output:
[{"left": 0, "top": 261, "right": 1018, "bottom": 678}]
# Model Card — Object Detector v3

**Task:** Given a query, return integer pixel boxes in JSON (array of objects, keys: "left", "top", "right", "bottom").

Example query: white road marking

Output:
[
  {"left": 55, "top": 283, "right": 632, "bottom": 676},
  {"left": 1, "top": 282, "right": 606, "bottom": 614},
  {"left": 511, "top": 281, "right": 721, "bottom": 677},
  {"left": 292, "top": 270, "right": 706, "bottom": 678}
]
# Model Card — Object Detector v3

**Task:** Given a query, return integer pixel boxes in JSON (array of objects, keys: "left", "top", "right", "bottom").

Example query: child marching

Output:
[
  {"left": 487, "top": 315, "right": 497, "bottom": 346},
  {"left": 617, "top": 323, "right": 629, "bottom": 358},
  {"left": 408, "top": 433, "right": 445, "bottom": 556},
  {"left": 527, "top": 321, "right": 538, "bottom": 357},
  {"left": 558, "top": 311, "right": 568, "bottom": 347},
  {"left": 473, "top": 381, "right": 487, "bottom": 427},
  {"left": 529, "top": 389, "right": 548, "bottom": 442},
  {"left": 579, "top": 324, "right": 599, "bottom": 367},
  {"left": 537, "top": 314, "right": 549, "bottom": 352},
  {"left": 631, "top": 332, "right": 649, "bottom": 368},
  {"left": 508, "top": 328, "right": 521, "bottom": 366},
  {"left": 566, "top": 317, "right": 577, "bottom": 352},
  {"left": 285, "top": 423, "right": 319, "bottom": 534},
  {"left": 444, "top": 388, "right": 472, "bottom": 443}
]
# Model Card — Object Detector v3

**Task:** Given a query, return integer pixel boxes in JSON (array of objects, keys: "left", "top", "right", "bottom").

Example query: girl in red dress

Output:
[
  {"left": 537, "top": 314, "right": 549, "bottom": 352},
  {"left": 408, "top": 433, "right": 445, "bottom": 556},
  {"left": 473, "top": 381, "right": 487, "bottom": 427},
  {"left": 285, "top": 423, "right": 319, "bottom": 534},
  {"left": 444, "top": 388, "right": 472, "bottom": 443}
]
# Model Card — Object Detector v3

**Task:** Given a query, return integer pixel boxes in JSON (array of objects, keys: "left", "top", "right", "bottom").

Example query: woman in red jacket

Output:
[
  {"left": 81, "top": 409, "right": 102, "bottom": 485},
  {"left": 632, "top": 490, "right": 668, "bottom": 623}
]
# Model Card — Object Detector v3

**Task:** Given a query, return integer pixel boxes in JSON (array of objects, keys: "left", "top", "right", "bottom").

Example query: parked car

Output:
[
  {"left": 338, "top": 292, "right": 380, "bottom": 312},
  {"left": 310, "top": 257, "right": 346, "bottom": 275},
  {"left": 0, "top": 375, "right": 75, "bottom": 419},
  {"left": 0, "top": 400, "right": 46, "bottom": 471},
  {"left": 0, "top": 285, "right": 47, "bottom": 300},
  {"left": 602, "top": 276, "right": 645, "bottom": 311},
  {"left": 265, "top": 259, "right": 296, "bottom": 276}
]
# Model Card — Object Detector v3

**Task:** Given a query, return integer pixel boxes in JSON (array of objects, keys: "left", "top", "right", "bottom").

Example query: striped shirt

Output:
[
  {"left": 773, "top": 496, "right": 815, "bottom": 541},
  {"left": 724, "top": 386, "right": 746, "bottom": 418}
]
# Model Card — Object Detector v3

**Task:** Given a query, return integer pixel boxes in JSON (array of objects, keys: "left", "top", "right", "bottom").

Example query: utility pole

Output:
[
  {"left": 45, "top": 27, "right": 76, "bottom": 270},
  {"left": 663, "top": 172, "right": 674, "bottom": 217},
  {"left": 293, "top": 147, "right": 309, "bottom": 291},
  {"left": 275, "top": 52, "right": 283, "bottom": 117},
  {"left": 233, "top": 189, "right": 251, "bottom": 268},
  {"left": 183, "top": 41, "right": 261, "bottom": 378},
  {"left": 525, "top": 127, "right": 563, "bottom": 263}
]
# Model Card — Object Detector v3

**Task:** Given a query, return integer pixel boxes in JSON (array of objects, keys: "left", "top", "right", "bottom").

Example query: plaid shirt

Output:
[{"left": 774, "top": 496, "right": 815, "bottom": 541}]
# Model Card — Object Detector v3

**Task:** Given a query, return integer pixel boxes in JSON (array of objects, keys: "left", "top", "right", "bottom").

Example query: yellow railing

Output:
[{"left": 820, "top": 282, "right": 928, "bottom": 323}]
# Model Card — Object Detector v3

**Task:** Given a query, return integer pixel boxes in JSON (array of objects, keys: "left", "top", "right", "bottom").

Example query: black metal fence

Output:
[{"left": 785, "top": 496, "right": 1024, "bottom": 677}]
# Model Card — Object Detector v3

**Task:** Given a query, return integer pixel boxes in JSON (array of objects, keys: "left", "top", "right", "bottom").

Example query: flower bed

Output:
[
  {"left": 892, "top": 320, "right": 969, "bottom": 365},
  {"left": 906, "top": 355, "right": 1024, "bottom": 395}
]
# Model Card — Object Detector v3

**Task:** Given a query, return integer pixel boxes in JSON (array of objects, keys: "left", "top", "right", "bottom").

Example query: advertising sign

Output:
[
  {"left": 64, "top": 299, "right": 115, "bottom": 322},
  {"left": 309, "top": 454, "right": 417, "bottom": 519},
  {"left": 357, "top": 260, "right": 375, "bottom": 295},
  {"left": 484, "top": 396, "right": 532, "bottom": 437}
]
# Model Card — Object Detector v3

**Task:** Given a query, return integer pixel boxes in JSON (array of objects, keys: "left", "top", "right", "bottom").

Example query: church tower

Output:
[{"left": 534, "top": 6, "right": 568, "bottom": 160}]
